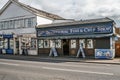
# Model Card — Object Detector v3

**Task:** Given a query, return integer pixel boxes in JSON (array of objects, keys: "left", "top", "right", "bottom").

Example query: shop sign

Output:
[
  {"left": 95, "top": 49, "right": 113, "bottom": 59},
  {"left": 38, "top": 25, "right": 113, "bottom": 37},
  {"left": 0, "top": 34, "right": 13, "bottom": 38}
]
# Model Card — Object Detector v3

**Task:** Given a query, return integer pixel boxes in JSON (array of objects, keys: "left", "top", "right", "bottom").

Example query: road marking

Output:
[
  {"left": 42, "top": 67, "right": 114, "bottom": 76},
  {"left": 0, "top": 59, "right": 111, "bottom": 69},
  {"left": 0, "top": 62, "right": 20, "bottom": 66}
]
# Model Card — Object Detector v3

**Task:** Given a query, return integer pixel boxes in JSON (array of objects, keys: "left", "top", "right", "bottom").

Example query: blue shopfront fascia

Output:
[
  {"left": 37, "top": 23, "right": 113, "bottom": 37},
  {"left": 0, "top": 34, "right": 13, "bottom": 54}
]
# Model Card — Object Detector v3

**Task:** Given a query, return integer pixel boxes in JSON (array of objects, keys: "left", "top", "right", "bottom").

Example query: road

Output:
[{"left": 0, "top": 58, "right": 120, "bottom": 80}]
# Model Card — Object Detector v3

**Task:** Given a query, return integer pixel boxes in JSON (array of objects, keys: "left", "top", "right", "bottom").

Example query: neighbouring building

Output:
[
  {"left": 36, "top": 18, "right": 117, "bottom": 59},
  {"left": 115, "top": 28, "right": 120, "bottom": 57},
  {"left": 0, "top": 0, "right": 64, "bottom": 55}
]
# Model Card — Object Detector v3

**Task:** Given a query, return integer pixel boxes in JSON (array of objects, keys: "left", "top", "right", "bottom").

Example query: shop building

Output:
[
  {"left": 115, "top": 28, "right": 120, "bottom": 57},
  {"left": 36, "top": 18, "right": 116, "bottom": 59},
  {"left": 0, "top": 0, "right": 64, "bottom": 55}
]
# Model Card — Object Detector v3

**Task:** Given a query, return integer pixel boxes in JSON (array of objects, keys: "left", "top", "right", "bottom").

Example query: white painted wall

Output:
[
  {"left": 0, "top": 2, "right": 35, "bottom": 20},
  {"left": 37, "top": 16, "right": 53, "bottom": 25}
]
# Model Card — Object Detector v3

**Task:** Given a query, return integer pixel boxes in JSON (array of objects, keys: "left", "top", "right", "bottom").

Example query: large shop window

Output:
[
  {"left": 44, "top": 40, "right": 49, "bottom": 48},
  {"left": 79, "top": 39, "right": 85, "bottom": 48},
  {"left": 87, "top": 39, "right": 93, "bottom": 48},
  {"left": 71, "top": 40, "right": 76, "bottom": 48},
  {"left": 38, "top": 39, "right": 61, "bottom": 48},
  {"left": 38, "top": 40, "right": 43, "bottom": 48},
  {"left": 31, "top": 38, "right": 37, "bottom": 49},
  {"left": 2, "top": 39, "right": 8, "bottom": 49},
  {"left": 50, "top": 40, "right": 55, "bottom": 48},
  {"left": 0, "top": 39, "right": 3, "bottom": 48},
  {"left": 55, "top": 40, "right": 61, "bottom": 48}
]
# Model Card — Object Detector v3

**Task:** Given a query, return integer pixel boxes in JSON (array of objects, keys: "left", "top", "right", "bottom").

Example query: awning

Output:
[{"left": 38, "top": 34, "right": 113, "bottom": 39}]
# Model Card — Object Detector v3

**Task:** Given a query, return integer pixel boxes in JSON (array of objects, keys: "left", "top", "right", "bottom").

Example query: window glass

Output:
[
  {"left": 38, "top": 40, "right": 43, "bottom": 48},
  {"left": 87, "top": 39, "right": 93, "bottom": 48},
  {"left": 10, "top": 39, "right": 14, "bottom": 49},
  {"left": 31, "top": 38, "right": 36, "bottom": 49},
  {"left": 3, "top": 39, "right": 8, "bottom": 49},
  {"left": 71, "top": 40, "right": 76, "bottom": 48},
  {"left": 28, "top": 18, "right": 32, "bottom": 27},
  {"left": 15, "top": 20, "right": 20, "bottom": 28},
  {"left": 20, "top": 19, "right": 24, "bottom": 28},
  {"left": 55, "top": 40, "right": 61, "bottom": 48},
  {"left": 0, "top": 22, "right": 1, "bottom": 29},
  {"left": 79, "top": 39, "right": 85, "bottom": 48},
  {"left": 1, "top": 22, "right": 4, "bottom": 29},
  {"left": 4, "top": 21, "right": 7, "bottom": 29},
  {"left": 50, "top": 40, "right": 55, "bottom": 48},
  {"left": 0, "top": 39, "right": 3, "bottom": 48},
  {"left": 9, "top": 20, "right": 14, "bottom": 29},
  {"left": 32, "top": 17, "right": 36, "bottom": 27},
  {"left": 44, "top": 40, "right": 49, "bottom": 48}
]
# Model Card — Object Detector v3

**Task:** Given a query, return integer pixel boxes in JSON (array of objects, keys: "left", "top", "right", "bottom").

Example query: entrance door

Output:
[{"left": 63, "top": 39, "right": 69, "bottom": 55}]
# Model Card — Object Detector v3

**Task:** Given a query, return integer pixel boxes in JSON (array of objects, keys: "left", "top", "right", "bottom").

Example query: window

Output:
[
  {"left": 1, "top": 22, "right": 4, "bottom": 29},
  {"left": 9, "top": 20, "right": 14, "bottom": 29},
  {"left": 71, "top": 40, "right": 76, "bottom": 48},
  {"left": 28, "top": 18, "right": 33, "bottom": 27},
  {"left": 0, "top": 22, "right": 1, "bottom": 29},
  {"left": 50, "top": 40, "right": 55, "bottom": 48},
  {"left": 25, "top": 18, "right": 33, "bottom": 28},
  {"left": 3, "top": 39, "right": 8, "bottom": 49},
  {"left": 31, "top": 38, "right": 36, "bottom": 49},
  {"left": 79, "top": 39, "right": 85, "bottom": 48},
  {"left": 0, "top": 39, "right": 3, "bottom": 48},
  {"left": 87, "top": 39, "right": 93, "bottom": 48},
  {"left": 10, "top": 39, "right": 14, "bottom": 49},
  {"left": 4, "top": 21, "right": 8, "bottom": 29},
  {"left": 44, "top": 40, "right": 49, "bottom": 48},
  {"left": 55, "top": 40, "right": 61, "bottom": 48},
  {"left": 15, "top": 20, "right": 20, "bottom": 28},
  {"left": 38, "top": 40, "right": 43, "bottom": 48},
  {"left": 20, "top": 19, "right": 25, "bottom": 28}
]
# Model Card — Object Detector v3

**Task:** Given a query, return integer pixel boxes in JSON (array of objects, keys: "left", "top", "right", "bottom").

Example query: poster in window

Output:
[
  {"left": 87, "top": 39, "right": 93, "bottom": 48},
  {"left": 50, "top": 40, "right": 55, "bottom": 48},
  {"left": 31, "top": 38, "right": 36, "bottom": 49},
  {"left": 38, "top": 40, "right": 43, "bottom": 48},
  {"left": 3, "top": 39, "right": 8, "bottom": 49},
  {"left": 10, "top": 39, "right": 14, "bottom": 49},
  {"left": 55, "top": 40, "right": 61, "bottom": 48},
  {"left": 44, "top": 40, "right": 49, "bottom": 48},
  {"left": 71, "top": 40, "right": 76, "bottom": 48},
  {"left": 79, "top": 39, "right": 85, "bottom": 48}
]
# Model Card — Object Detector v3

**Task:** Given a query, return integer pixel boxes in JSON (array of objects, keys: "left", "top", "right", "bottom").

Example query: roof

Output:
[
  {"left": 37, "top": 17, "right": 114, "bottom": 28},
  {"left": 0, "top": 0, "right": 64, "bottom": 20}
]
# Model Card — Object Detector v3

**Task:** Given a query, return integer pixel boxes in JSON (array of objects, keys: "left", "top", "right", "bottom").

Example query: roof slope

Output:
[
  {"left": 0, "top": 0, "right": 64, "bottom": 20},
  {"left": 37, "top": 17, "right": 114, "bottom": 28}
]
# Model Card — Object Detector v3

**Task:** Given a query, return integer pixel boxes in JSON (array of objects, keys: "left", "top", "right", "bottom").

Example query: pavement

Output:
[{"left": 0, "top": 54, "right": 120, "bottom": 65}]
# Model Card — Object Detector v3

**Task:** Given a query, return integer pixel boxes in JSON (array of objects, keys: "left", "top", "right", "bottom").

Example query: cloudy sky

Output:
[{"left": 0, "top": 0, "right": 120, "bottom": 20}]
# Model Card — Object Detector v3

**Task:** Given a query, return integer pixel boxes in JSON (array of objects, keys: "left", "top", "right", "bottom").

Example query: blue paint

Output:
[
  {"left": 37, "top": 23, "right": 113, "bottom": 37},
  {"left": 95, "top": 49, "right": 113, "bottom": 59}
]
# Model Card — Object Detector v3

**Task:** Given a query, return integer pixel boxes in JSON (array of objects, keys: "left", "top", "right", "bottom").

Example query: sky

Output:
[{"left": 0, "top": 0, "right": 120, "bottom": 20}]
